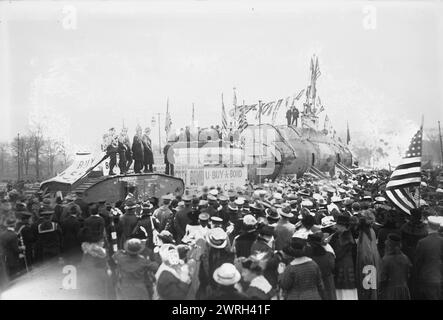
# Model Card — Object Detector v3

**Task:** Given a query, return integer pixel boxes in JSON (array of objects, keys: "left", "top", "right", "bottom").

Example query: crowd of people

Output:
[{"left": 0, "top": 169, "right": 442, "bottom": 300}]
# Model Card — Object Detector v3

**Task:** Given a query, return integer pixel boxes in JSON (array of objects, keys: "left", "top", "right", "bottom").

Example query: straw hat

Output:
[
  {"left": 205, "top": 228, "right": 228, "bottom": 249},
  {"left": 213, "top": 263, "right": 241, "bottom": 286}
]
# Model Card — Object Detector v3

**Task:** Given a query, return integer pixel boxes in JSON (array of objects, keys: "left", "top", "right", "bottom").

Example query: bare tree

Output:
[
  {"left": 0, "top": 142, "right": 10, "bottom": 178},
  {"left": 43, "top": 138, "right": 63, "bottom": 177},
  {"left": 30, "top": 126, "right": 45, "bottom": 180}
]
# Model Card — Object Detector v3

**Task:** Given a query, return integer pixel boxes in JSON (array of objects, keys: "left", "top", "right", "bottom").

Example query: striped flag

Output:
[
  {"left": 221, "top": 93, "right": 228, "bottom": 137},
  {"left": 385, "top": 128, "right": 423, "bottom": 215},
  {"left": 238, "top": 106, "right": 248, "bottom": 133},
  {"left": 165, "top": 98, "right": 172, "bottom": 134}
]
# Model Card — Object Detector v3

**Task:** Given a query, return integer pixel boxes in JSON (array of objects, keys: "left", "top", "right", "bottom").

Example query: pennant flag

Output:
[
  {"left": 265, "top": 101, "right": 276, "bottom": 116},
  {"left": 346, "top": 121, "right": 351, "bottom": 145},
  {"left": 221, "top": 93, "right": 228, "bottom": 137},
  {"left": 272, "top": 99, "right": 283, "bottom": 123},
  {"left": 295, "top": 89, "right": 305, "bottom": 101},
  {"left": 385, "top": 128, "right": 423, "bottom": 215},
  {"left": 165, "top": 98, "right": 172, "bottom": 134}
]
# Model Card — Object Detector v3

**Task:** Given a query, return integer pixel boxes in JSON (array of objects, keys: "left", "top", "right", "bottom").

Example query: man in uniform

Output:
[
  {"left": 117, "top": 130, "right": 128, "bottom": 174},
  {"left": 286, "top": 107, "right": 292, "bottom": 126},
  {"left": 34, "top": 209, "right": 63, "bottom": 263},
  {"left": 291, "top": 106, "right": 299, "bottom": 126},
  {"left": 15, "top": 210, "right": 34, "bottom": 269},
  {"left": 104, "top": 127, "right": 119, "bottom": 175}
]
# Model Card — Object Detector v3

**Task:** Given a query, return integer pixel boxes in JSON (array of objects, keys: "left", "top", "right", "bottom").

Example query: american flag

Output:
[
  {"left": 385, "top": 128, "right": 423, "bottom": 215},
  {"left": 238, "top": 106, "right": 248, "bottom": 133},
  {"left": 221, "top": 93, "right": 228, "bottom": 137}
]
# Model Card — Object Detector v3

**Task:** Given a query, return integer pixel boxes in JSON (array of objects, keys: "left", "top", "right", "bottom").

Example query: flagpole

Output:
[
  {"left": 418, "top": 116, "right": 424, "bottom": 208},
  {"left": 258, "top": 100, "right": 262, "bottom": 185},
  {"left": 438, "top": 121, "right": 443, "bottom": 168}
]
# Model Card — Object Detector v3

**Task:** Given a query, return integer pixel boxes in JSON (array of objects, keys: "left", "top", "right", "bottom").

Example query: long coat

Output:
[
  {"left": 0, "top": 229, "right": 21, "bottom": 277},
  {"left": 309, "top": 248, "right": 337, "bottom": 300},
  {"left": 117, "top": 212, "right": 139, "bottom": 249},
  {"left": 132, "top": 136, "right": 144, "bottom": 162},
  {"left": 60, "top": 215, "right": 82, "bottom": 259},
  {"left": 142, "top": 134, "right": 154, "bottom": 165},
  {"left": 380, "top": 252, "right": 411, "bottom": 300},
  {"left": 113, "top": 250, "right": 156, "bottom": 300},
  {"left": 279, "top": 258, "right": 325, "bottom": 300},
  {"left": 413, "top": 232, "right": 443, "bottom": 299},
  {"left": 173, "top": 206, "right": 192, "bottom": 242},
  {"left": 330, "top": 231, "right": 357, "bottom": 289}
]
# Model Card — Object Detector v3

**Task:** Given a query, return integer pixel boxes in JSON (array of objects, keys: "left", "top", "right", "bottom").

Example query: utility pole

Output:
[
  {"left": 156, "top": 112, "right": 161, "bottom": 154},
  {"left": 17, "top": 133, "right": 20, "bottom": 181},
  {"left": 438, "top": 121, "right": 443, "bottom": 167}
]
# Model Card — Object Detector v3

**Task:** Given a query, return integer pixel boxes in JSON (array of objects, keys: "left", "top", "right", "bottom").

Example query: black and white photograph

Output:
[{"left": 0, "top": 0, "right": 442, "bottom": 303}]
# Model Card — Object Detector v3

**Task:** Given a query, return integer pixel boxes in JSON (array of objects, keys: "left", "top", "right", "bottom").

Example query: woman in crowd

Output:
[
  {"left": 155, "top": 244, "right": 191, "bottom": 300},
  {"left": 112, "top": 238, "right": 158, "bottom": 300},
  {"left": 356, "top": 214, "right": 381, "bottom": 300},
  {"left": 208, "top": 263, "right": 247, "bottom": 300},
  {"left": 329, "top": 215, "right": 358, "bottom": 300},
  {"left": 379, "top": 233, "right": 412, "bottom": 300},
  {"left": 307, "top": 232, "right": 336, "bottom": 300},
  {"left": 279, "top": 237, "right": 325, "bottom": 300},
  {"left": 239, "top": 253, "right": 275, "bottom": 300}
]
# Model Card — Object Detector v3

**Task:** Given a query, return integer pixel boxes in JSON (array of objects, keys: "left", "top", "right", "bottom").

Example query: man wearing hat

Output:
[
  {"left": 34, "top": 209, "right": 63, "bottom": 263},
  {"left": 412, "top": 215, "right": 443, "bottom": 300},
  {"left": 199, "top": 228, "right": 235, "bottom": 298},
  {"left": 173, "top": 195, "right": 193, "bottom": 243},
  {"left": 0, "top": 218, "right": 22, "bottom": 278},
  {"left": 83, "top": 204, "right": 106, "bottom": 243},
  {"left": 274, "top": 207, "right": 295, "bottom": 251},
  {"left": 153, "top": 194, "right": 174, "bottom": 232},
  {"left": 15, "top": 210, "right": 34, "bottom": 268},
  {"left": 251, "top": 225, "right": 275, "bottom": 256},
  {"left": 206, "top": 194, "right": 219, "bottom": 217},
  {"left": 181, "top": 212, "right": 210, "bottom": 245},
  {"left": 216, "top": 194, "right": 230, "bottom": 229},
  {"left": 131, "top": 201, "right": 159, "bottom": 249},
  {"left": 60, "top": 194, "right": 81, "bottom": 222},
  {"left": 116, "top": 199, "right": 139, "bottom": 249},
  {"left": 60, "top": 205, "right": 82, "bottom": 264},
  {"left": 232, "top": 214, "right": 258, "bottom": 258}
]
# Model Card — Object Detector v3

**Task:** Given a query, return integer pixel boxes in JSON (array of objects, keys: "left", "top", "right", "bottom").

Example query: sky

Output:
[{"left": 1, "top": 0, "right": 443, "bottom": 154}]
